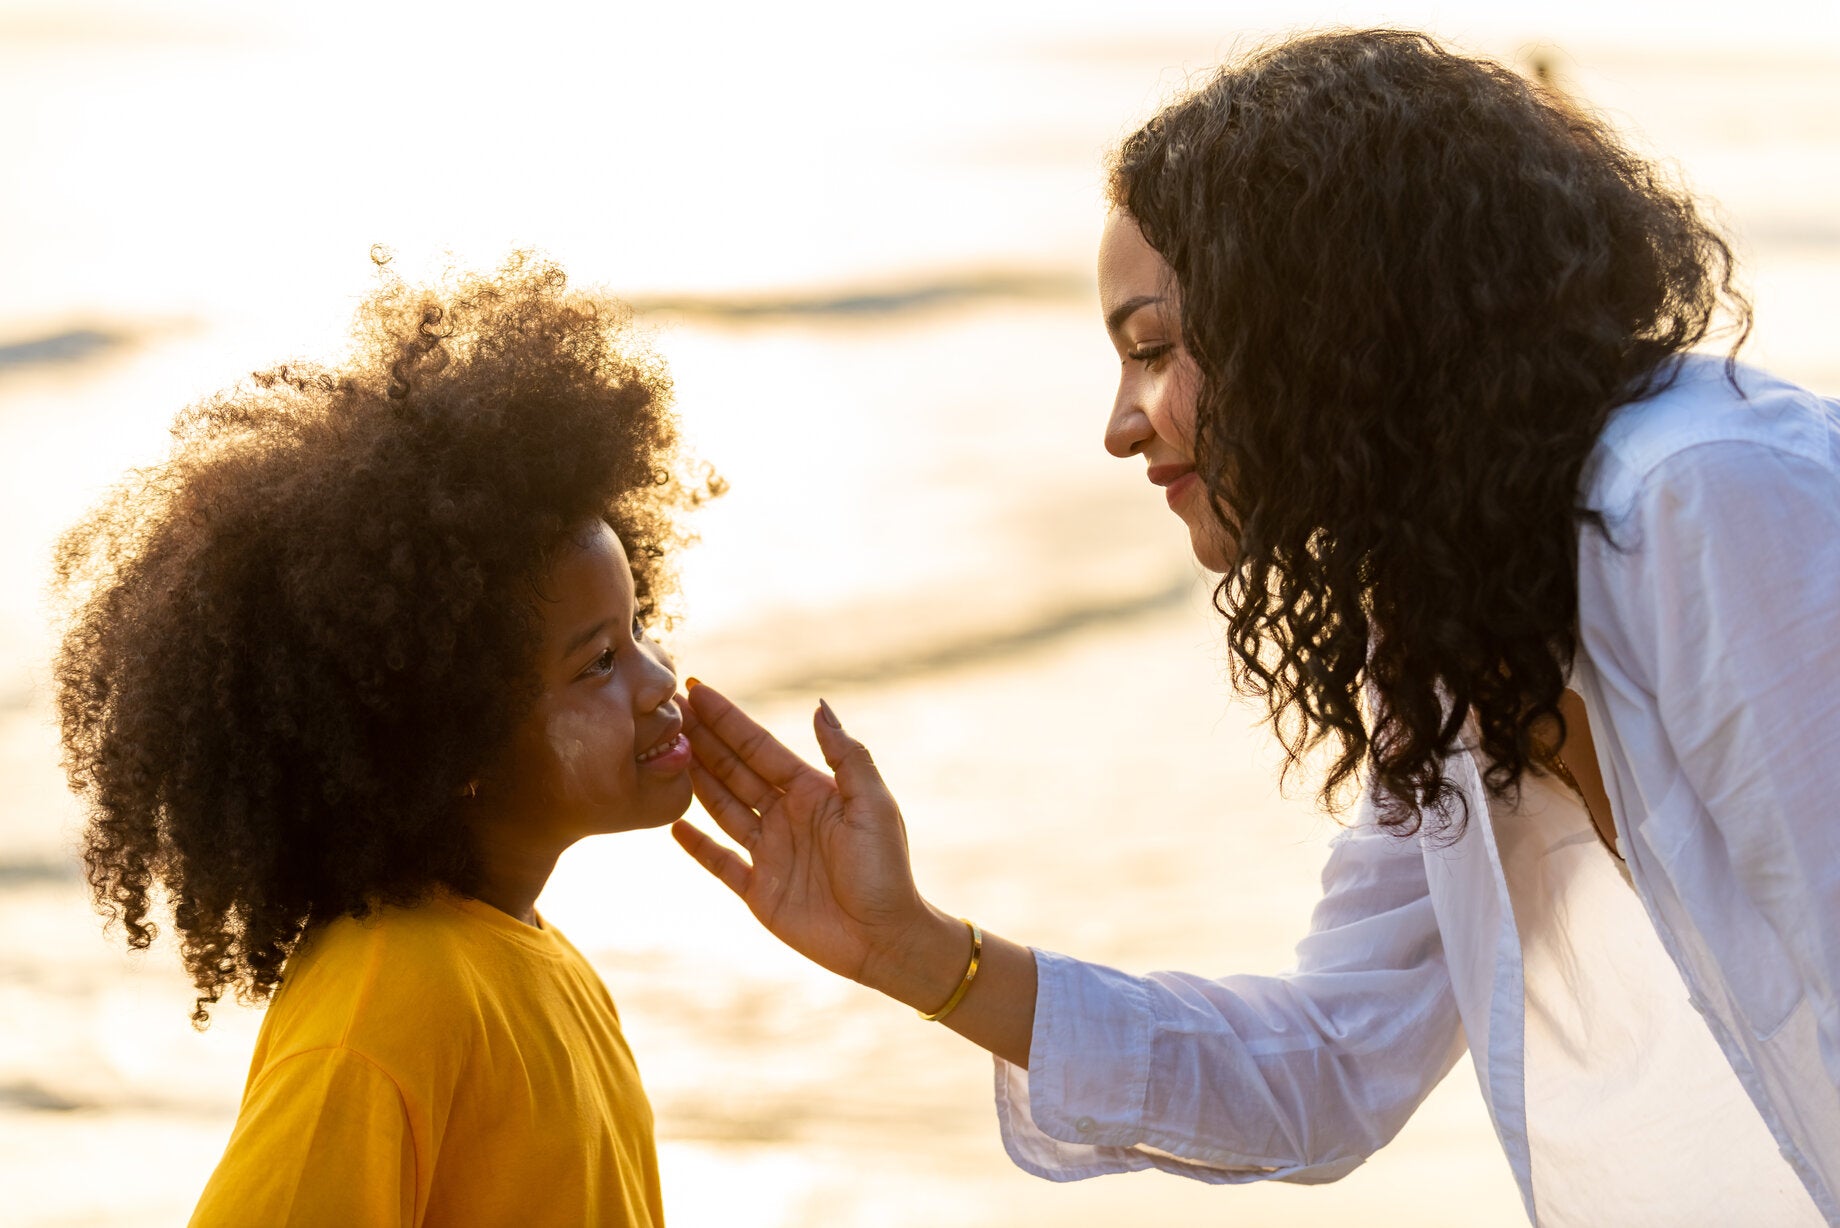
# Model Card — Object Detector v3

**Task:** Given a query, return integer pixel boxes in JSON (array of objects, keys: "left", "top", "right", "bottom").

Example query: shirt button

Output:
[{"left": 1074, "top": 1116, "right": 1097, "bottom": 1134}]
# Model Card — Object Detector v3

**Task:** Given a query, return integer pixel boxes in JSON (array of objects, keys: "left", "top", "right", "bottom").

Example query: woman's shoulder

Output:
[{"left": 1584, "top": 354, "right": 1838, "bottom": 518}]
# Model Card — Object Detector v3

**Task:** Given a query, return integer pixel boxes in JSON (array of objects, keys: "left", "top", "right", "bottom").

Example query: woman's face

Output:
[
  {"left": 475, "top": 520, "right": 693, "bottom": 846},
  {"left": 1097, "top": 211, "right": 1234, "bottom": 573}
]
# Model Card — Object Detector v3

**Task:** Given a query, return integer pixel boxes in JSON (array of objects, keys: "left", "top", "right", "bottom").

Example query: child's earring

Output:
[{"left": 460, "top": 780, "right": 479, "bottom": 799}]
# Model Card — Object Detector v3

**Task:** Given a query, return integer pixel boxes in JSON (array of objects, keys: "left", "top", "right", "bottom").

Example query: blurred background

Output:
[{"left": 2, "top": 1, "right": 1836, "bottom": 1224}]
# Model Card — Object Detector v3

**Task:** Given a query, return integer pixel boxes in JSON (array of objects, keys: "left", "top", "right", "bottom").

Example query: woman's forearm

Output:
[{"left": 865, "top": 905, "right": 1038, "bottom": 1068}]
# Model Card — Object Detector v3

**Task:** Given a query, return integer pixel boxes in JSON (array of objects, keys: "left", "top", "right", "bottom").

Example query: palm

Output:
[
  {"left": 672, "top": 686, "right": 924, "bottom": 985},
  {"left": 732, "top": 781, "right": 893, "bottom": 978}
]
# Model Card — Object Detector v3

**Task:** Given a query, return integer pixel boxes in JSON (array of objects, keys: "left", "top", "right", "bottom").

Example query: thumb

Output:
[{"left": 813, "top": 699, "right": 894, "bottom": 807}]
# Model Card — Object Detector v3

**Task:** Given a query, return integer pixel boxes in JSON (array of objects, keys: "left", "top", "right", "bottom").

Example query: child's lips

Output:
[{"left": 635, "top": 732, "right": 691, "bottom": 772}]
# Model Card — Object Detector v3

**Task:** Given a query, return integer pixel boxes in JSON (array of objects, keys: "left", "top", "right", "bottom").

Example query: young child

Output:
[{"left": 52, "top": 253, "right": 716, "bottom": 1226}]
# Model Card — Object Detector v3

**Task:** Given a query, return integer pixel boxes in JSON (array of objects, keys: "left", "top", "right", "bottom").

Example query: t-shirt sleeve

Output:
[
  {"left": 189, "top": 1047, "right": 419, "bottom": 1228},
  {"left": 995, "top": 799, "right": 1461, "bottom": 1184}
]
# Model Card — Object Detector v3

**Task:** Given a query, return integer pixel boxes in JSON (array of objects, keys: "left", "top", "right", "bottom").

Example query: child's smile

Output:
[{"left": 478, "top": 519, "right": 694, "bottom": 846}]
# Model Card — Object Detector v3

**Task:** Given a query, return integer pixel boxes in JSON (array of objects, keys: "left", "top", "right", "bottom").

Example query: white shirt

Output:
[{"left": 993, "top": 354, "right": 1840, "bottom": 1225}]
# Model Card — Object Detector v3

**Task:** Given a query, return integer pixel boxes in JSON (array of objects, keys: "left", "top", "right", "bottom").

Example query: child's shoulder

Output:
[
  {"left": 290, "top": 892, "right": 476, "bottom": 971},
  {"left": 232, "top": 896, "right": 595, "bottom": 1145},
  {"left": 265, "top": 894, "right": 550, "bottom": 1044},
  {"left": 253, "top": 891, "right": 616, "bottom": 1093}
]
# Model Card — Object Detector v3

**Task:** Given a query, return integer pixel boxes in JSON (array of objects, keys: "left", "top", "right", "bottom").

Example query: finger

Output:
[
  {"left": 813, "top": 699, "right": 897, "bottom": 811},
  {"left": 686, "top": 720, "right": 781, "bottom": 813},
  {"left": 671, "top": 819, "right": 751, "bottom": 897},
  {"left": 687, "top": 683, "right": 819, "bottom": 790},
  {"left": 689, "top": 759, "right": 763, "bottom": 849}
]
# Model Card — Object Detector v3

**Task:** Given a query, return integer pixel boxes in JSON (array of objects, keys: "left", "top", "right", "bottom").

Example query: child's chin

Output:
[{"left": 595, "top": 777, "right": 695, "bottom": 834}]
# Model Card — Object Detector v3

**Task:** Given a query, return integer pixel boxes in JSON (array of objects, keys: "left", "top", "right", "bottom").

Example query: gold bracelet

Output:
[{"left": 918, "top": 919, "right": 983, "bottom": 1023}]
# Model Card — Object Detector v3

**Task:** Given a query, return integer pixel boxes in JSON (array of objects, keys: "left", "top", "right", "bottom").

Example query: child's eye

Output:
[
  {"left": 584, "top": 647, "right": 617, "bottom": 677},
  {"left": 631, "top": 616, "right": 646, "bottom": 641}
]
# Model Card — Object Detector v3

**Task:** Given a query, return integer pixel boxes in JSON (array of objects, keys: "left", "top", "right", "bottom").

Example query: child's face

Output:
[{"left": 480, "top": 520, "right": 693, "bottom": 841}]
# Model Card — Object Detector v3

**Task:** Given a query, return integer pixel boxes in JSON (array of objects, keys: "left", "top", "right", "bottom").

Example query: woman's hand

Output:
[
  {"left": 672, "top": 682, "right": 1040, "bottom": 1066},
  {"left": 671, "top": 684, "right": 943, "bottom": 994}
]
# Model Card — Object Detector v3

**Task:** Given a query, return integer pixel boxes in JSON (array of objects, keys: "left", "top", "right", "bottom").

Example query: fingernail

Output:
[
  {"left": 686, "top": 676, "right": 702, "bottom": 690},
  {"left": 818, "top": 698, "right": 842, "bottom": 729}
]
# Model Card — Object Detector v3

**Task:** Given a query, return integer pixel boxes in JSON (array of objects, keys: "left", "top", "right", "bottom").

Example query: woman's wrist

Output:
[
  {"left": 860, "top": 902, "right": 975, "bottom": 1011},
  {"left": 860, "top": 904, "right": 1038, "bottom": 1067}
]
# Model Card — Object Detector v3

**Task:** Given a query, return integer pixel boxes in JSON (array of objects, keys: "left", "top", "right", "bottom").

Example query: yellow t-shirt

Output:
[{"left": 190, "top": 893, "right": 663, "bottom": 1227}]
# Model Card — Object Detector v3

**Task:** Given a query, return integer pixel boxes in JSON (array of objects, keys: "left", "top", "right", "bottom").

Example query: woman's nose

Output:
[{"left": 1105, "top": 391, "right": 1152, "bottom": 458}]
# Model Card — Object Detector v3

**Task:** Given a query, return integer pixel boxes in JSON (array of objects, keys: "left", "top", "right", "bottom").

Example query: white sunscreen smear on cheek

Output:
[{"left": 543, "top": 709, "right": 606, "bottom": 803}]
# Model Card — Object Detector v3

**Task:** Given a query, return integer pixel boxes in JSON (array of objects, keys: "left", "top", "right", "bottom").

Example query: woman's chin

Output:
[{"left": 1188, "top": 526, "right": 1237, "bottom": 574}]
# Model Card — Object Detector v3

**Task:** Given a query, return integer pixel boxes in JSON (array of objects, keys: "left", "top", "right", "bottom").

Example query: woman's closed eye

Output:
[{"left": 1128, "top": 344, "right": 1173, "bottom": 369}]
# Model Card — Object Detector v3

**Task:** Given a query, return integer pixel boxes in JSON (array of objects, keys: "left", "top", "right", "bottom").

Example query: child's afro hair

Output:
[{"left": 54, "top": 251, "right": 719, "bottom": 1024}]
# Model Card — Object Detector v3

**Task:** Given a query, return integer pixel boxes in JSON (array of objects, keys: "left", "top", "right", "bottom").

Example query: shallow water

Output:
[{"left": 2, "top": 4, "right": 1837, "bottom": 1224}]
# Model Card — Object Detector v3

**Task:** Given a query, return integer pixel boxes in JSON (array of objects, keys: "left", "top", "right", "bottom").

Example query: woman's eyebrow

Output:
[{"left": 1106, "top": 294, "right": 1164, "bottom": 337}]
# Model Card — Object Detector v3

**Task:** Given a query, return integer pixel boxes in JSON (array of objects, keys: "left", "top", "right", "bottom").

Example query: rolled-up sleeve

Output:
[{"left": 996, "top": 805, "right": 1462, "bottom": 1183}]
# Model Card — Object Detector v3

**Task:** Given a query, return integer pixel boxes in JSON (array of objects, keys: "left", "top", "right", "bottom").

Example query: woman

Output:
[{"left": 672, "top": 29, "right": 1840, "bottom": 1225}]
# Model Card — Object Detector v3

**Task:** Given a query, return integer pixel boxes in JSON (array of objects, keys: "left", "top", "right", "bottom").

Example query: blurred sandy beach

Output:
[{"left": 2, "top": 2, "right": 1837, "bottom": 1224}]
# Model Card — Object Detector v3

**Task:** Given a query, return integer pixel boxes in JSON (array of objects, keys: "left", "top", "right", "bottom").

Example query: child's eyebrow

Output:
[{"left": 562, "top": 617, "right": 615, "bottom": 658}]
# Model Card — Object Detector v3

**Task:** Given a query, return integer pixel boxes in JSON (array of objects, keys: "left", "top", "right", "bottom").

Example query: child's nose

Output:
[{"left": 635, "top": 638, "right": 677, "bottom": 710}]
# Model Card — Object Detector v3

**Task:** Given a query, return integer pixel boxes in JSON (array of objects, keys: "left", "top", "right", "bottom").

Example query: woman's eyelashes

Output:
[{"left": 1128, "top": 343, "right": 1173, "bottom": 369}]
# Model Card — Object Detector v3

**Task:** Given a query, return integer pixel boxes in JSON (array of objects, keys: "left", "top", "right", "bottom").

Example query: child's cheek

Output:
[{"left": 542, "top": 708, "right": 624, "bottom": 804}]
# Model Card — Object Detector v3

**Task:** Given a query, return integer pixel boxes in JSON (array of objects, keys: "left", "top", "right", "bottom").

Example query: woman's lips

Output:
[
  {"left": 1162, "top": 471, "right": 1200, "bottom": 508},
  {"left": 1147, "top": 463, "right": 1200, "bottom": 509},
  {"left": 636, "top": 732, "right": 691, "bottom": 773}
]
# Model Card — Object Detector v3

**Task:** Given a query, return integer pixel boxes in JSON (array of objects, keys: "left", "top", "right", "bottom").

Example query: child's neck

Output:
[{"left": 468, "top": 830, "right": 569, "bottom": 928}]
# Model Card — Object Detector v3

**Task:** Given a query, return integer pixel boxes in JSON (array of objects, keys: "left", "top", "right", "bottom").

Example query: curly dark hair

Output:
[
  {"left": 54, "top": 252, "right": 717, "bottom": 1024},
  {"left": 1109, "top": 29, "right": 1749, "bottom": 832}
]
